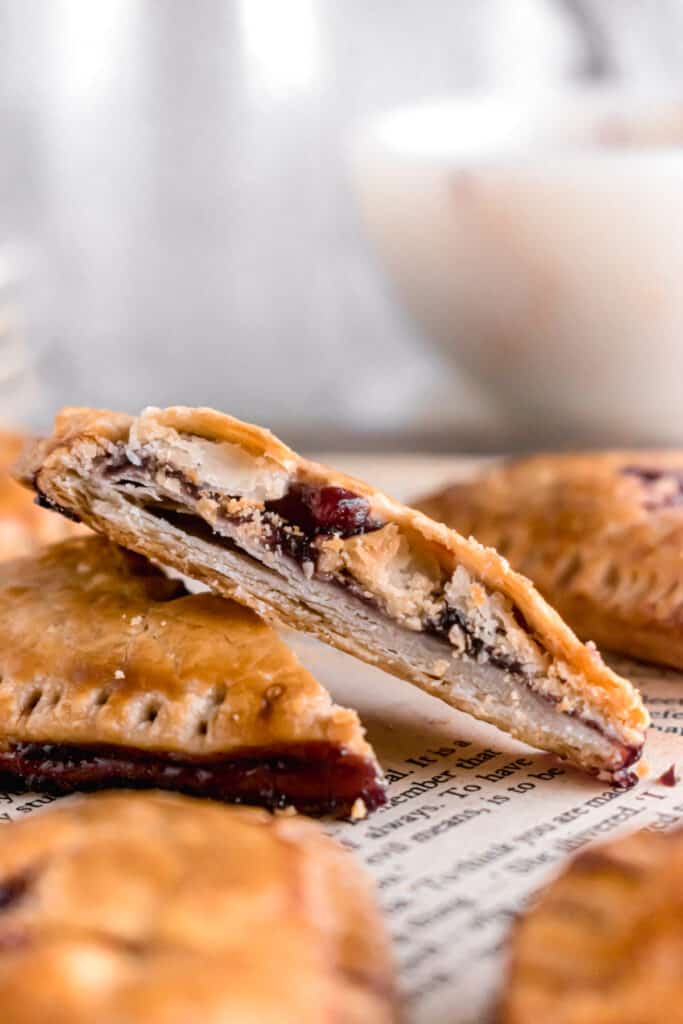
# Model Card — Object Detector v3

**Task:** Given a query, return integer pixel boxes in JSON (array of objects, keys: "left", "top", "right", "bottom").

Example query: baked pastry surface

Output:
[
  {"left": 417, "top": 452, "right": 683, "bottom": 670},
  {"left": 19, "top": 407, "right": 648, "bottom": 784},
  {"left": 500, "top": 825, "right": 683, "bottom": 1024},
  {"left": 0, "top": 429, "right": 82, "bottom": 560},
  {"left": 0, "top": 790, "right": 397, "bottom": 1024},
  {"left": 0, "top": 536, "right": 384, "bottom": 816}
]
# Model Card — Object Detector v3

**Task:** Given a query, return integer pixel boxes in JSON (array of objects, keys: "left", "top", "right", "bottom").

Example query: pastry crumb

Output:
[
  {"left": 130, "top": 615, "right": 143, "bottom": 627},
  {"left": 274, "top": 805, "right": 297, "bottom": 817},
  {"left": 430, "top": 659, "right": 450, "bottom": 678},
  {"left": 114, "top": 669, "right": 125, "bottom": 680}
]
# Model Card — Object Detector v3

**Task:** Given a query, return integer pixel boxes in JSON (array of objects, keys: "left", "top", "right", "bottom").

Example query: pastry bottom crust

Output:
[{"left": 0, "top": 741, "right": 385, "bottom": 817}]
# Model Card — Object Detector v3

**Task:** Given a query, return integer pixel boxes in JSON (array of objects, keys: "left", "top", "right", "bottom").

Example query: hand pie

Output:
[
  {"left": 500, "top": 825, "right": 683, "bottom": 1024},
  {"left": 0, "top": 429, "right": 83, "bottom": 560},
  {"left": 19, "top": 406, "right": 648, "bottom": 785},
  {"left": 0, "top": 536, "right": 385, "bottom": 817},
  {"left": 417, "top": 452, "right": 683, "bottom": 671},
  {"left": 0, "top": 791, "right": 397, "bottom": 1024}
]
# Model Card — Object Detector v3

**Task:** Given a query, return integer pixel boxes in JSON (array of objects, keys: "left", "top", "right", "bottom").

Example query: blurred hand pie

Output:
[
  {"left": 417, "top": 452, "right": 683, "bottom": 671},
  {"left": 0, "top": 791, "right": 397, "bottom": 1024},
  {"left": 0, "top": 429, "right": 83, "bottom": 560},
  {"left": 500, "top": 825, "right": 683, "bottom": 1024},
  {"left": 0, "top": 536, "right": 385, "bottom": 817},
  {"left": 19, "top": 406, "right": 648, "bottom": 785}
]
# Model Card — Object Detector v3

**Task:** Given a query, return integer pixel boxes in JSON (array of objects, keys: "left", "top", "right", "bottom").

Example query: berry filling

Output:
[
  {"left": 0, "top": 741, "right": 386, "bottom": 818},
  {"left": 622, "top": 465, "right": 683, "bottom": 510}
]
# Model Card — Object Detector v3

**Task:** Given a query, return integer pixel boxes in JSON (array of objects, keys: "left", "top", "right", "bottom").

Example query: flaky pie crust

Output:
[{"left": 0, "top": 536, "right": 382, "bottom": 812}]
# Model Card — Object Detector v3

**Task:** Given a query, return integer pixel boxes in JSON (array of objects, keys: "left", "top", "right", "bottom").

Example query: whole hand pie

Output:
[
  {"left": 19, "top": 406, "right": 648, "bottom": 785},
  {"left": 0, "top": 791, "right": 397, "bottom": 1024},
  {"left": 0, "top": 429, "right": 82, "bottom": 560},
  {"left": 500, "top": 825, "right": 683, "bottom": 1024},
  {"left": 0, "top": 536, "right": 385, "bottom": 816},
  {"left": 417, "top": 452, "right": 683, "bottom": 671}
]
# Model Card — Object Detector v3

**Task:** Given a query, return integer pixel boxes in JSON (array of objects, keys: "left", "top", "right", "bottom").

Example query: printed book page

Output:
[{"left": 2, "top": 457, "right": 682, "bottom": 1022}]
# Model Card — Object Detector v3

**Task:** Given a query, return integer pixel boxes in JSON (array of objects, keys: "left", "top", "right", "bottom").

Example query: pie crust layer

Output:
[
  {"left": 417, "top": 452, "right": 683, "bottom": 670},
  {"left": 0, "top": 536, "right": 384, "bottom": 816},
  {"left": 18, "top": 407, "right": 649, "bottom": 784},
  {"left": 0, "top": 790, "right": 397, "bottom": 1024},
  {"left": 500, "top": 825, "right": 683, "bottom": 1024}
]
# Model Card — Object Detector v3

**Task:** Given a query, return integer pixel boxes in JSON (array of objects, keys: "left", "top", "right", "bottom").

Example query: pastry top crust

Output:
[
  {"left": 0, "top": 791, "right": 396, "bottom": 1024},
  {"left": 0, "top": 429, "right": 82, "bottom": 561},
  {"left": 0, "top": 535, "right": 375, "bottom": 761},
  {"left": 17, "top": 407, "right": 648, "bottom": 742},
  {"left": 416, "top": 452, "right": 683, "bottom": 667},
  {"left": 500, "top": 824, "right": 683, "bottom": 1024}
]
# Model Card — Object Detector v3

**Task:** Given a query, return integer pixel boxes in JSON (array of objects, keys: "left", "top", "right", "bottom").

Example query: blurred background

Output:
[{"left": 2, "top": 0, "right": 683, "bottom": 451}]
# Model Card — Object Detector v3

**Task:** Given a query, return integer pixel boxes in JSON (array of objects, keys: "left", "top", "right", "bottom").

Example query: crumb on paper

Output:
[
  {"left": 657, "top": 763, "right": 678, "bottom": 787},
  {"left": 114, "top": 669, "right": 125, "bottom": 680},
  {"left": 350, "top": 798, "right": 367, "bottom": 821},
  {"left": 635, "top": 759, "right": 650, "bottom": 781}
]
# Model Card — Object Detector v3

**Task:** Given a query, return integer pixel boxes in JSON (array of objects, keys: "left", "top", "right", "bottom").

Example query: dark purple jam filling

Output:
[
  {"left": 621, "top": 465, "right": 683, "bottom": 510},
  {"left": 34, "top": 491, "right": 82, "bottom": 524},
  {"left": 102, "top": 448, "right": 384, "bottom": 570},
  {"left": 0, "top": 741, "right": 386, "bottom": 818},
  {"left": 425, "top": 604, "right": 524, "bottom": 675},
  {"left": 263, "top": 485, "right": 382, "bottom": 563}
]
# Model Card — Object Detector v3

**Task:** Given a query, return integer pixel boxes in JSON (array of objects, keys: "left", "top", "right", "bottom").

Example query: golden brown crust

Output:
[
  {"left": 417, "top": 452, "right": 683, "bottom": 670},
  {"left": 0, "top": 429, "right": 83, "bottom": 561},
  {"left": 500, "top": 824, "right": 683, "bottom": 1024},
  {"left": 0, "top": 536, "right": 382, "bottom": 813},
  {"left": 0, "top": 791, "right": 397, "bottom": 1024},
  {"left": 17, "top": 407, "right": 649, "bottom": 781}
]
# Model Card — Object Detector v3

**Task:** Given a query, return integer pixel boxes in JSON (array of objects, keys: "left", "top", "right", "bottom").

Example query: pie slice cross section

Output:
[
  {"left": 0, "top": 535, "right": 385, "bottom": 817},
  {"left": 19, "top": 406, "right": 649, "bottom": 785}
]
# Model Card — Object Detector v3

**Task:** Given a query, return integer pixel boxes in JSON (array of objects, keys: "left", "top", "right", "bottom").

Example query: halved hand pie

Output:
[
  {"left": 500, "top": 825, "right": 683, "bottom": 1024},
  {"left": 0, "top": 536, "right": 385, "bottom": 816},
  {"left": 0, "top": 791, "right": 397, "bottom": 1024},
  {"left": 0, "top": 429, "right": 83, "bottom": 560},
  {"left": 417, "top": 452, "right": 683, "bottom": 670},
  {"left": 19, "top": 406, "right": 648, "bottom": 784}
]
